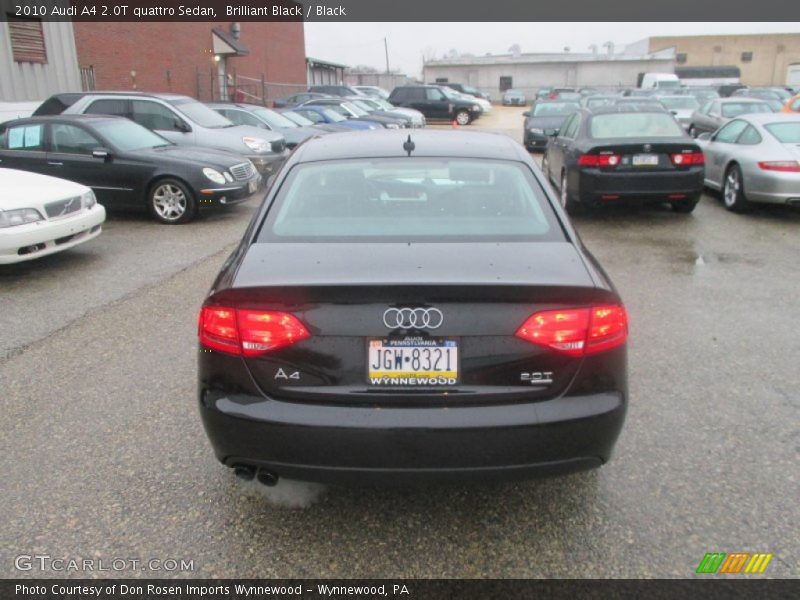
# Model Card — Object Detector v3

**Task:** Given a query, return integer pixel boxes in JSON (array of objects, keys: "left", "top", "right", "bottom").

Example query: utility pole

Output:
[{"left": 384, "top": 37, "right": 390, "bottom": 74}]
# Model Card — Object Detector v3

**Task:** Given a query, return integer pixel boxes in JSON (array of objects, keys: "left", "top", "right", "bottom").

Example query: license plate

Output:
[
  {"left": 632, "top": 154, "right": 659, "bottom": 166},
  {"left": 368, "top": 338, "right": 458, "bottom": 386},
  {"left": 248, "top": 179, "right": 258, "bottom": 193}
]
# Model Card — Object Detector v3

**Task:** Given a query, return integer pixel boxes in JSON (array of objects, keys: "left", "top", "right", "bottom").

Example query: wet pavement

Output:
[{"left": 1, "top": 108, "right": 798, "bottom": 578}]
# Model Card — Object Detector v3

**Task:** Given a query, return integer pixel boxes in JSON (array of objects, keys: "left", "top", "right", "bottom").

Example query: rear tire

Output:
[
  {"left": 560, "top": 171, "right": 579, "bottom": 215},
  {"left": 148, "top": 178, "right": 197, "bottom": 224},
  {"left": 722, "top": 165, "right": 751, "bottom": 213},
  {"left": 454, "top": 110, "right": 471, "bottom": 126}
]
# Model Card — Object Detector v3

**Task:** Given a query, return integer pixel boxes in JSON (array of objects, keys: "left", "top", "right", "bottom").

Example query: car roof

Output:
[
  {"left": 735, "top": 112, "right": 800, "bottom": 125},
  {"left": 2, "top": 114, "right": 124, "bottom": 126},
  {"left": 292, "top": 129, "right": 527, "bottom": 163},
  {"left": 586, "top": 105, "right": 668, "bottom": 115}
]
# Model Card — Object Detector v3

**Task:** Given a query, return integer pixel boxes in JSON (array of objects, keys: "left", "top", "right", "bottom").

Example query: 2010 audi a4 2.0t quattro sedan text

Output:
[{"left": 198, "top": 130, "right": 628, "bottom": 486}]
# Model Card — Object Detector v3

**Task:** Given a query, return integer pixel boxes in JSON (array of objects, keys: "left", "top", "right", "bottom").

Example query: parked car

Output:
[
  {"left": 342, "top": 97, "right": 415, "bottom": 128},
  {"left": 278, "top": 109, "right": 354, "bottom": 133},
  {"left": 272, "top": 92, "right": 331, "bottom": 109},
  {"left": 550, "top": 92, "right": 582, "bottom": 102},
  {"left": 352, "top": 85, "right": 391, "bottom": 100},
  {"left": 536, "top": 87, "right": 553, "bottom": 100},
  {"left": 354, "top": 97, "right": 425, "bottom": 127},
  {"left": 33, "top": 92, "right": 288, "bottom": 175},
  {"left": 782, "top": 94, "right": 800, "bottom": 113},
  {"left": 683, "top": 87, "right": 720, "bottom": 103},
  {"left": 300, "top": 98, "right": 407, "bottom": 129},
  {"left": 207, "top": 103, "right": 324, "bottom": 149},
  {"left": 731, "top": 88, "right": 786, "bottom": 111},
  {"left": 0, "top": 168, "right": 105, "bottom": 264},
  {"left": 522, "top": 100, "right": 581, "bottom": 151},
  {"left": 689, "top": 98, "right": 774, "bottom": 138},
  {"left": 581, "top": 95, "right": 621, "bottom": 110},
  {"left": 502, "top": 89, "right": 527, "bottom": 106},
  {"left": 308, "top": 85, "right": 364, "bottom": 97},
  {"left": 695, "top": 113, "right": 800, "bottom": 212},
  {"left": 0, "top": 115, "right": 262, "bottom": 224},
  {"left": 290, "top": 105, "right": 381, "bottom": 130},
  {"left": 197, "top": 129, "right": 629, "bottom": 486},
  {"left": 440, "top": 82, "right": 491, "bottom": 102},
  {"left": 542, "top": 106, "right": 705, "bottom": 213},
  {"left": 441, "top": 87, "right": 492, "bottom": 114},
  {"left": 717, "top": 84, "right": 747, "bottom": 98},
  {"left": 657, "top": 95, "right": 700, "bottom": 130},
  {"left": 389, "top": 85, "right": 481, "bottom": 125},
  {"left": 640, "top": 73, "right": 680, "bottom": 90}
]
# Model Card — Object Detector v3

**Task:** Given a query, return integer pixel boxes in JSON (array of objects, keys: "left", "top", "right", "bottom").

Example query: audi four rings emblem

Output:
[{"left": 382, "top": 307, "right": 444, "bottom": 329}]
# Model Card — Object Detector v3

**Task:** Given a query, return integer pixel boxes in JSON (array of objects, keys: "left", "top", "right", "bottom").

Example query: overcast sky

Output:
[{"left": 304, "top": 22, "right": 800, "bottom": 78}]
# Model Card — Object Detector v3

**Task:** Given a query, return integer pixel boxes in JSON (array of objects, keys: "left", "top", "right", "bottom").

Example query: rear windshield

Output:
[
  {"left": 764, "top": 122, "right": 800, "bottom": 143},
  {"left": 282, "top": 111, "right": 315, "bottom": 127},
  {"left": 254, "top": 109, "right": 298, "bottom": 129},
  {"left": 533, "top": 102, "right": 579, "bottom": 117},
  {"left": 258, "top": 159, "right": 562, "bottom": 243},
  {"left": 721, "top": 102, "right": 772, "bottom": 118},
  {"left": 167, "top": 99, "right": 233, "bottom": 128},
  {"left": 590, "top": 112, "right": 685, "bottom": 138}
]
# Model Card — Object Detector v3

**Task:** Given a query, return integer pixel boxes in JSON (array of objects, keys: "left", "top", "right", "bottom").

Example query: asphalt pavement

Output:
[{"left": 1, "top": 108, "right": 798, "bottom": 578}]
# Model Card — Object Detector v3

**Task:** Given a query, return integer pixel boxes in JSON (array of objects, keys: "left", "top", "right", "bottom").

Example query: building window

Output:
[
  {"left": 6, "top": 16, "right": 47, "bottom": 64},
  {"left": 499, "top": 76, "right": 513, "bottom": 91},
  {"left": 435, "top": 77, "right": 449, "bottom": 83},
  {"left": 676, "top": 53, "right": 688, "bottom": 64},
  {"left": 741, "top": 52, "right": 753, "bottom": 63}
]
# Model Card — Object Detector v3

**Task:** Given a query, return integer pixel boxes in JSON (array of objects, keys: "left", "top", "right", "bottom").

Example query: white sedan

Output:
[{"left": 0, "top": 168, "right": 106, "bottom": 264}]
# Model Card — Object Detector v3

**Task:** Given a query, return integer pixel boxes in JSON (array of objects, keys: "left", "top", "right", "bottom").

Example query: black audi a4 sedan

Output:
[
  {"left": 0, "top": 115, "right": 261, "bottom": 224},
  {"left": 543, "top": 105, "right": 705, "bottom": 214},
  {"left": 198, "top": 130, "right": 628, "bottom": 486}
]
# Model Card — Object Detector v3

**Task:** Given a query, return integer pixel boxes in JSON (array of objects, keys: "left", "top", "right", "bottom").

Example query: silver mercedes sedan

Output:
[{"left": 695, "top": 113, "right": 800, "bottom": 212}]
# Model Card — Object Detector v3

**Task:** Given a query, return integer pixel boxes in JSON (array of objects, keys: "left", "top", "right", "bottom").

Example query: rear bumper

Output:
[
  {"left": 742, "top": 170, "right": 800, "bottom": 205},
  {"left": 199, "top": 390, "right": 626, "bottom": 485},
  {"left": 576, "top": 168, "right": 704, "bottom": 203}
]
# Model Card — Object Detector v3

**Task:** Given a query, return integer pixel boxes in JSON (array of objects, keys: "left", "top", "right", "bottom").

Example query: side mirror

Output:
[
  {"left": 548, "top": 128, "right": 560, "bottom": 137},
  {"left": 92, "top": 147, "right": 111, "bottom": 161},
  {"left": 522, "top": 111, "right": 531, "bottom": 117},
  {"left": 670, "top": 110, "right": 678, "bottom": 116},
  {"left": 173, "top": 119, "right": 191, "bottom": 133}
]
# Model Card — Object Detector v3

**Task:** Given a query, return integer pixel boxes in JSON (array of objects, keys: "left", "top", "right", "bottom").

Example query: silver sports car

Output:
[{"left": 696, "top": 113, "right": 800, "bottom": 212}]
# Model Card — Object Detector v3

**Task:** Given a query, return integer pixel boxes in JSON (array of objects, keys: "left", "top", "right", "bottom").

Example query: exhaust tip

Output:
[
  {"left": 257, "top": 469, "right": 279, "bottom": 487},
  {"left": 232, "top": 464, "right": 256, "bottom": 481}
]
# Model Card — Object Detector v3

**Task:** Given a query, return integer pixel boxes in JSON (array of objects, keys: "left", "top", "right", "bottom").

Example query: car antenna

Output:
[{"left": 403, "top": 134, "right": 415, "bottom": 157}]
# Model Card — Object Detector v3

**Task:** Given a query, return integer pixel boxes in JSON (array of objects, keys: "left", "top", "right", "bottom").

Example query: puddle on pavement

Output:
[{"left": 675, "top": 251, "right": 763, "bottom": 275}]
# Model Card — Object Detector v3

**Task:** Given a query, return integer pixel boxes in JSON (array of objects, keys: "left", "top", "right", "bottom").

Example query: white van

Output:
[{"left": 640, "top": 73, "right": 681, "bottom": 90}]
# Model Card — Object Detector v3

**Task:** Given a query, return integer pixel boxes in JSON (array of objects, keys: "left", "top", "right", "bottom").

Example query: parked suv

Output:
[
  {"left": 33, "top": 92, "right": 289, "bottom": 175},
  {"left": 389, "top": 85, "right": 481, "bottom": 125},
  {"left": 440, "top": 82, "right": 491, "bottom": 102},
  {"left": 308, "top": 85, "right": 364, "bottom": 97}
]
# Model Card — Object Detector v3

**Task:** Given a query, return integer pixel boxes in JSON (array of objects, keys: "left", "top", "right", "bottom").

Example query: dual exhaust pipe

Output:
[{"left": 233, "top": 464, "right": 279, "bottom": 487}]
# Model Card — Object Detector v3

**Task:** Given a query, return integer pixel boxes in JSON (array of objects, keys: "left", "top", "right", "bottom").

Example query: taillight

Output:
[
  {"left": 515, "top": 304, "right": 628, "bottom": 357},
  {"left": 758, "top": 161, "right": 800, "bottom": 172},
  {"left": 578, "top": 154, "right": 621, "bottom": 168},
  {"left": 670, "top": 152, "right": 705, "bottom": 166},
  {"left": 199, "top": 306, "right": 310, "bottom": 356}
]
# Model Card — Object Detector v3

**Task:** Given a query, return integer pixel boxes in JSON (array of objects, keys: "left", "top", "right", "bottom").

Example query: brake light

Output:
[
  {"left": 578, "top": 154, "right": 621, "bottom": 168},
  {"left": 758, "top": 161, "right": 800, "bottom": 172},
  {"left": 670, "top": 152, "right": 705, "bottom": 166},
  {"left": 199, "top": 306, "right": 310, "bottom": 356},
  {"left": 515, "top": 304, "right": 628, "bottom": 357}
]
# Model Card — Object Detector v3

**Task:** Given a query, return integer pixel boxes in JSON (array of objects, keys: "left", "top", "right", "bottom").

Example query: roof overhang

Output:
[{"left": 212, "top": 27, "right": 249, "bottom": 57}]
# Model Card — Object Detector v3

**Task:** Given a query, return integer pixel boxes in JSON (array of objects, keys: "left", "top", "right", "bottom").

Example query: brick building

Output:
[{"left": 72, "top": 21, "right": 307, "bottom": 104}]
